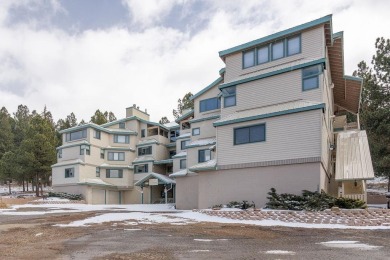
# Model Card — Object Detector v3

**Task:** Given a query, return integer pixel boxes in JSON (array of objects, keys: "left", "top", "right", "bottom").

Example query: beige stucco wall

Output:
[
  {"left": 99, "top": 168, "right": 133, "bottom": 187},
  {"left": 217, "top": 109, "right": 322, "bottom": 166},
  {"left": 224, "top": 25, "right": 325, "bottom": 82},
  {"left": 52, "top": 184, "right": 88, "bottom": 200},
  {"left": 195, "top": 162, "right": 321, "bottom": 209},
  {"left": 175, "top": 175, "right": 199, "bottom": 210},
  {"left": 186, "top": 147, "right": 215, "bottom": 169}
]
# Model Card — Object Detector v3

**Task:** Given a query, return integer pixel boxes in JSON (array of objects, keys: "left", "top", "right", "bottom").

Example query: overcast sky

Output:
[{"left": 0, "top": 0, "right": 389, "bottom": 123}]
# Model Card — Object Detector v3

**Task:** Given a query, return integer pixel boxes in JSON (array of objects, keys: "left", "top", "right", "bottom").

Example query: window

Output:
[
  {"left": 200, "top": 97, "right": 220, "bottom": 112},
  {"left": 181, "top": 122, "right": 191, "bottom": 130},
  {"left": 66, "top": 129, "right": 87, "bottom": 142},
  {"left": 134, "top": 164, "right": 148, "bottom": 173},
  {"left": 192, "top": 128, "right": 200, "bottom": 136},
  {"left": 108, "top": 152, "right": 125, "bottom": 161},
  {"left": 141, "top": 129, "right": 146, "bottom": 138},
  {"left": 257, "top": 45, "right": 269, "bottom": 64},
  {"left": 100, "top": 149, "right": 104, "bottom": 159},
  {"left": 180, "top": 159, "right": 186, "bottom": 169},
  {"left": 234, "top": 124, "right": 266, "bottom": 145},
  {"left": 272, "top": 41, "right": 284, "bottom": 60},
  {"left": 106, "top": 169, "right": 123, "bottom": 178},
  {"left": 138, "top": 146, "right": 152, "bottom": 155},
  {"left": 58, "top": 149, "right": 62, "bottom": 159},
  {"left": 96, "top": 167, "right": 100, "bottom": 177},
  {"left": 287, "top": 35, "right": 301, "bottom": 56},
  {"left": 94, "top": 130, "right": 101, "bottom": 139},
  {"left": 80, "top": 144, "right": 90, "bottom": 155},
  {"left": 65, "top": 168, "right": 74, "bottom": 178},
  {"left": 169, "top": 150, "right": 176, "bottom": 159},
  {"left": 119, "top": 122, "right": 125, "bottom": 129},
  {"left": 198, "top": 149, "right": 211, "bottom": 163},
  {"left": 302, "top": 65, "right": 322, "bottom": 91},
  {"left": 222, "top": 86, "right": 236, "bottom": 108},
  {"left": 181, "top": 140, "right": 190, "bottom": 150},
  {"left": 114, "top": 135, "right": 129, "bottom": 143},
  {"left": 243, "top": 49, "right": 255, "bottom": 68}
]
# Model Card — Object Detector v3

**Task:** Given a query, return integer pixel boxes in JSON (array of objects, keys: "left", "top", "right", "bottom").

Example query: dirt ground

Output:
[{"left": 1, "top": 209, "right": 390, "bottom": 260}]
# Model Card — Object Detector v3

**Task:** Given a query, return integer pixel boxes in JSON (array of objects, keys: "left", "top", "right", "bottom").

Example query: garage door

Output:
[
  {"left": 108, "top": 191, "right": 120, "bottom": 204},
  {"left": 91, "top": 189, "right": 106, "bottom": 204}
]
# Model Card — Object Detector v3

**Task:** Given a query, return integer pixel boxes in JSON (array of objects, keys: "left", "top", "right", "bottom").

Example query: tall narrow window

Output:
[
  {"left": 257, "top": 46, "right": 269, "bottom": 64},
  {"left": 80, "top": 145, "right": 90, "bottom": 155},
  {"left": 243, "top": 49, "right": 255, "bottom": 68},
  {"left": 198, "top": 149, "right": 211, "bottom": 163},
  {"left": 181, "top": 140, "right": 190, "bottom": 150},
  {"left": 58, "top": 149, "right": 62, "bottom": 159},
  {"left": 96, "top": 167, "right": 100, "bottom": 177},
  {"left": 180, "top": 159, "right": 186, "bottom": 169},
  {"left": 302, "top": 65, "right": 322, "bottom": 91},
  {"left": 141, "top": 129, "right": 146, "bottom": 138},
  {"left": 94, "top": 130, "right": 101, "bottom": 139},
  {"left": 272, "top": 41, "right": 284, "bottom": 60},
  {"left": 100, "top": 149, "right": 105, "bottom": 159},
  {"left": 287, "top": 35, "right": 301, "bottom": 56}
]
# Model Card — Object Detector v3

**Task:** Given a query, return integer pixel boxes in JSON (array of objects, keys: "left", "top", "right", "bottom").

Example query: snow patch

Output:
[
  {"left": 194, "top": 239, "right": 213, "bottom": 242},
  {"left": 318, "top": 241, "right": 382, "bottom": 250},
  {"left": 265, "top": 250, "right": 296, "bottom": 255},
  {"left": 189, "top": 250, "right": 210, "bottom": 252},
  {"left": 35, "top": 233, "right": 43, "bottom": 237}
]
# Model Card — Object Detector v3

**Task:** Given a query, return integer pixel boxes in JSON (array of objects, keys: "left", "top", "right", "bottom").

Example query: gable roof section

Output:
[
  {"left": 328, "top": 32, "right": 362, "bottom": 114},
  {"left": 214, "top": 100, "right": 324, "bottom": 127},
  {"left": 101, "top": 116, "right": 170, "bottom": 131},
  {"left": 134, "top": 172, "right": 175, "bottom": 186},
  {"left": 190, "top": 77, "right": 223, "bottom": 101},
  {"left": 175, "top": 109, "right": 194, "bottom": 123},
  {"left": 59, "top": 123, "right": 137, "bottom": 135},
  {"left": 219, "top": 14, "right": 332, "bottom": 58}
]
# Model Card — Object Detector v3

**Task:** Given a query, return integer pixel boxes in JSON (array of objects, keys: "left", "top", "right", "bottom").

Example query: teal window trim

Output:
[
  {"left": 66, "top": 129, "right": 87, "bottom": 142},
  {"left": 138, "top": 146, "right": 152, "bottom": 156},
  {"left": 199, "top": 97, "right": 221, "bottom": 113},
  {"left": 302, "top": 65, "right": 323, "bottom": 91},
  {"left": 180, "top": 159, "right": 186, "bottom": 169},
  {"left": 271, "top": 40, "right": 285, "bottom": 61},
  {"left": 242, "top": 49, "right": 256, "bottom": 69},
  {"left": 94, "top": 130, "right": 101, "bottom": 139},
  {"left": 256, "top": 45, "right": 269, "bottom": 64},
  {"left": 96, "top": 167, "right": 100, "bottom": 177},
  {"left": 114, "top": 134, "right": 130, "bottom": 144},
  {"left": 192, "top": 128, "right": 200, "bottom": 136},
  {"left": 119, "top": 122, "right": 125, "bottom": 129},
  {"left": 198, "top": 149, "right": 211, "bottom": 163},
  {"left": 65, "top": 168, "right": 74, "bottom": 178},
  {"left": 234, "top": 123, "right": 266, "bottom": 145},
  {"left": 80, "top": 144, "right": 90, "bottom": 155},
  {"left": 108, "top": 152, "right": 125, "bottom": 161},
  {"left": 181, "top": 140, "right": 190, "bottom": 150},
  {"left": 287, "top": 35, "right": 301, "bottom": 56},
  {"left": 222, "top": 86, "right": 236, "bottom": 108}
]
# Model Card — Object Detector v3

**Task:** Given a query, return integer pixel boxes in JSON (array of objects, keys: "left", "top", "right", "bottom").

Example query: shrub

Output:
[
  {"left": 265, "top": 188, "right": 366, "bottom": 211},
  {"left": 48, "top": 191, "right": 83, "bottom": 200}
]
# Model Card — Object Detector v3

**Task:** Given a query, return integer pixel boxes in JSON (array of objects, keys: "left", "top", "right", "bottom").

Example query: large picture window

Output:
[
  {"left": 65, "top": 168, "right": 74, "bottom": 178},
  {"left": 234, "top": 124, "right": 266, "bottom": 145},
  {"left": 114, "top": 135, "right": 130, "bottom": 144},
  {"left": 106, "top": 169, "right": 123, "bottom": 178},
  {"left": 66, "top": 129, "right": 87, "bottom": 142},
  {"left": 200, "top": 97, "right": 220, "bottom": 112},
  {"left": 198, "top": 149, "right": 211, "bottom": 163},
  {"left": 108, "top": 152, "right": 125, "bottom": 161},
  {"left": 138, "top": 146, "right": 152, "bottom": 156},
  {"left": 302, "top": 65, "right": 322, "bottom": 91}
]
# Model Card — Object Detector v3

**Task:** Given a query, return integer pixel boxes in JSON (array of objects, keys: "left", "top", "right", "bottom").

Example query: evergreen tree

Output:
[
  {"left": 0, "top": 151, "right": 17, "bottom": 193},
  {"left": 0, "top": 107, "right": 14, "bottom": 159},
  {"left": 13, "top": 105, "right": 31, "bottom": 147},
  {"left": 90, "top": 110, "right": 117, "bottom": 125},
  {"left": 354, "top": 37, "right": 390, "bottom": 191},
  {"left": 172, "top": 92, "right": 194, "bottom": 119},
  {"left": 159, "top": 116, "right": 170, "bottom": 124}
]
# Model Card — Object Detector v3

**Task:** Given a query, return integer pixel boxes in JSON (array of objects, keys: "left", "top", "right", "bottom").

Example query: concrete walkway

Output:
[{"left": 197, "top": 208, "right": 390, "bottom": 227}]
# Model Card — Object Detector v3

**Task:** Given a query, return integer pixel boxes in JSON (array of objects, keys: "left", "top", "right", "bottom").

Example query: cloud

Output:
[{"left": 0, "top": 0, "right": 390, "bottom": 124}]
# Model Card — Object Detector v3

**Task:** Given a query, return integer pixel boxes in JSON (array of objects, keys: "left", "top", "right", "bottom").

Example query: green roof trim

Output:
[
  {"left": 136, "top": 140, "right": 159, "bottom": 147},
  {"left": 219, "top": 14, "right": 332, "bottom": 57},
  {"left": 165, "top": 143, "right": 176, "bottom": 148},
  {"left": 344, "top": 75, "right": 363, "bottom": 82},
  {"left": 332, "top": 31, "right": 343, "bottom": 38},
  {"left": 189, "top": 77, "right": 223, "bottom": 101},
  {"left": 186, "top": 141, "right": 216, "bottom": 149},
  {"left": 99, "top": 164, "right": 134, "bottom": 169},
  {"left": 189, "top": 115, "right": 220, "bottom": 124},
  {"left": 189, "top": 165, "right": 217, "bottom": 172},
  {"left": 219, "top": 58, "right": 326, "bottom": 89},
  {"left": 78, "top": 182, "right": 117, "bottom": 188},
  {"left": 153, "top": 159, "right": 173, "bottom": 165},
  {"left": 175, "top": 109, "right": 194, "bottom": 123},
  {"left": 100, "top": 116, "right": 170, "bottom": 131},
  {"left": 59, "top": 123, "right": 137, "bottom": 135},
  {"left": 172, "top": 154, "right": 186, "bottom": 159},
  {"left": 102, "top": 147, "right": 135, "bottom": 152},
  {"left": 132, "top": 159, "right": 155, "bottom": 165},
  {"left": 56, "top": 140, "right": 90, "bottom": 150},
  {"left": 219, "top": 67, "right": 226, "bottom": 75},
  {"left": 214, "top": 103, "right": 325, "bottom": 127}
]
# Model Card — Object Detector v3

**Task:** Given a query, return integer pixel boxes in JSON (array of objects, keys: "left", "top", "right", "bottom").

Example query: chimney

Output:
[{"left": 126, "top": 105, "right": 150, "bottom": 121}]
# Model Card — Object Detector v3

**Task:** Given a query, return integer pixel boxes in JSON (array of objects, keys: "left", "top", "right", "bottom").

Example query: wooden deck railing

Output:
[{"left": 342, "top": 193, "right": 367, "bottom": 202}]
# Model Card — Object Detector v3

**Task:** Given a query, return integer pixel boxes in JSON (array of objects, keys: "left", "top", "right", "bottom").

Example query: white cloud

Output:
[{"left": 0, "top": 0, "right": 390, "bottom": 123}]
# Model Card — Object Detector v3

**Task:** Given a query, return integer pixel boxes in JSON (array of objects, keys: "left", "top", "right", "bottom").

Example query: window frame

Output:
[
  {"left": 287, "top": 35, "right": 301, "bottom": 56},
  {"left": 80, "top": 144, "right": 90, "bottom": 155},
  {"left": 302, "top": 65, "right": 322, "bottom": 91},
  {"left": 222, "top": 86, "right": 236, "bottom": 108},
  {"left": 119, "top": 122, "right": 125, "bottom": 129},
  {"left": 181, "top": 140, "right": 190, "bottom": 150},
  {"left": 199, "top": 97, "right": 221, "bottom": 113},
  {"left": 192, "top": 128, "right": 200, "bottom": 136},
  {"left": 65, "top": 168, "right": 74, "bottom": 178},
  {"left": 96, "top": 167, "right": 100, "bottom": 177},
  {"left": 271, "top": 40, "right": 285, "bottom": 61},
  {"left": 134, "top": 164, "right": 149, "bottom": 173},
  {"left": 106, "top": 169, "right": 123, "bottom": 178},
  {"left": 58, "top": 149, "right": 62, "bottom": 159},
  {"left": 234, "top": 123, "right": 266, "bottom": 145},
  {"left": 66, "top": 129, "right": 87, "bottom": 142},
  {"left": 180, "top": 159, "right": 186, "bottom": 169},
  {"left": 94, "top": 130, "right": 101, "bottom": 139},
  {"left": 138, "top": 146, "right": 152, "bottom": 156},
  {"left": 141, "top": 129, "right": 146, "bottom": 138},
  {"left": 108, "top": 152, "right": 125, "bottom": 161},
  {"left": 198, "top": 149, "right": 211, "bottom": 163},
  {"left": 257, "top": 45, "right": 269, "bottom": 64},
  {"left": 242, "top": 49, "right": 256, "bottom": 69},
  {"left": 100, "top": 149, "right": 104, "bottom": 159},
  {"left": 114, "top": 134, "right": 130, "bottom": 144}
]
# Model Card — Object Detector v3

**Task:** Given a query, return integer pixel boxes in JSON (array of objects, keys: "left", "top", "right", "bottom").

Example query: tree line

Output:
[{"left": 0, "top": 106, "right": 117, "bottom": 195}]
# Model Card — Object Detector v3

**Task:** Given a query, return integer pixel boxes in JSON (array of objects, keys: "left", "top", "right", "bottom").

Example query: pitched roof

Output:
[
  {"left": 189, "top": 159, "right": 217, "bottom": 172},
  {"left": 59, "top": 122, "right": 137, "bottom": 135},
  {"left": 190, "top": 77, "right": 223, "bottom": 101},
  {"left": 176, "top": 133, "right": 191, "bottom": 140},
  {"left": 175, "top": 109, "right": 194, "bottom": 123},
  {"left": 51, "top": 159, "right": 84, "bottom": 168},
  {"left": 219, "top": 14, "right": 332, "bottom": 58},
  {"left": 214, "top": 100, "right": 325, "bottom": 127},
  {"left": 78, "top": 178, "right": 116, "bottom": 187},
  {"left": 134, "top": 172, "right": 175, "bottom": 186},
  {"left": 136, "top": 139, "right": 159, "bottom": 147},
  {"left": 132, "top": 155, "right": 155, "bottom": 164},
  {"left": 186, "top": 138, "right": 216, "bottom": 148},
  {"left": 99, "top": 163, "right": 134, "bottom": 169},
  {"left": 172, "top": 151, "right": 187, "bottom": 158},
  {"left": 169, "top": 169, "right": 188, "bottom": 178}
]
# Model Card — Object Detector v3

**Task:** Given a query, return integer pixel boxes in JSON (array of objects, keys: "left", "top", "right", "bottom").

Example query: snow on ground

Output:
[
  {"left": 1, "top": 204, "right": 390, "bottom": 230},
  {"left": 265, "top": 250, "right": 296, "bottom": 255},
  {"left": 318, "top": 241, "right": 382, "bottom": 250}
]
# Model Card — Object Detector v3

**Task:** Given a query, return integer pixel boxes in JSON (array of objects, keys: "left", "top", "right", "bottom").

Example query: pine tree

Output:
[
  {"left": 172, "top": 92, "right": 194, "bottom": 119},
  {"left": 159, "top": 116, "right": 170, "bottom": 124},
  {"left": 0, "top": 107, "right": 14, "bottom": 159}
]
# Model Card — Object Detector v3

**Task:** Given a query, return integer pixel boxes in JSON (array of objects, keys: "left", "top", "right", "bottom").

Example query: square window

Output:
[
  {"left": 257, "top": 46, "right": 269, "bottom": 64},
  {"left": 302, "top": 65, "right": 322, "bottom": 91},
  {"left": 234, "top": 127, "right": 250, "bottom": 145},
  {"left": 119, "top": 122, "right": 125, "bottom": 129},
  {"left": 65, "top": 168, "right": 74, "bottom": 178},
  {"left": 224, "top": 95, "right": 236, "bottom": 107},
  {"left": 272, "top": 41, "right": 284, "bottom": 60},
  {"left": 134, "top": 164, "right": 148, "bottom": 173},
  {"left": 198, "top": 149, "right": 211, "bottom": 163},
  {"left": 243, "top": 50, "right": 255, "bottom": 68},
  {"left": 287, "top": 35, "right": 300, "bottom": 56},
  {"left": 96, "top": 167, "right": 100, "bottom": 177},
  {"left": 192, "top": 128, "right": 200, "bottom": 136}
]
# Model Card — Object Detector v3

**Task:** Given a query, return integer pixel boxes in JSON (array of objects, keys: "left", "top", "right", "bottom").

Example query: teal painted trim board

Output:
[{"left": 190, "top": 77, "right": 223, "bottom": 101}]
